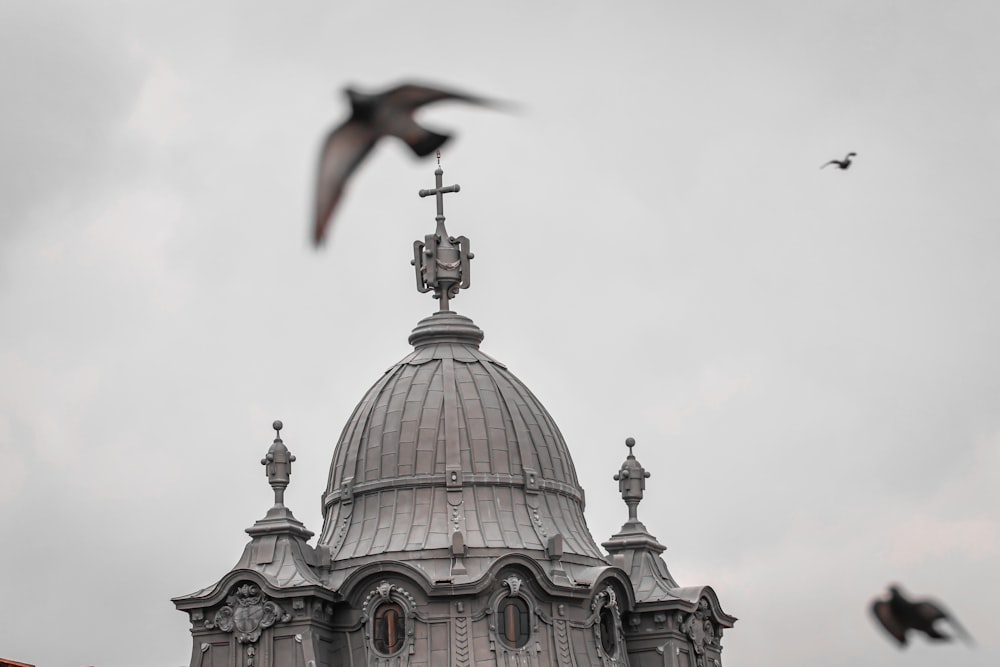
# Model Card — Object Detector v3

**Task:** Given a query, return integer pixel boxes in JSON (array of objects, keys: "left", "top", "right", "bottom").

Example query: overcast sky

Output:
[{"left": 2, "top": 2, "right": 999, "bottom": 666}]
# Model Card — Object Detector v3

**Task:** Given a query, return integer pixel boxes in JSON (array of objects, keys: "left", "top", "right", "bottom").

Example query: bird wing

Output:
[
  {"left": 945, "top": 613, "right": 975, "bottom": 645},
  {"left": 382, "top": 82, "right": 493, "bottom": 111},
  {"left": 915, "top": 602, "right": 974, "bottom": 645},
  {"left": 871, "top": 600, "right": 907, "bottom": 645},
  {"left": 820, "top": 160, "right": 838, "bottom": 169},
  {"left": 314, "top": 120, "right": 379, "bottom": 246},
  {"left": 913, "top": 602, "right": 947, "bottom": 623}
]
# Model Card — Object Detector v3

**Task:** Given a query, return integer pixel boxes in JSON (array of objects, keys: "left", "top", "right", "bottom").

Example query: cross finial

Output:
[
  {"left": 411, "top": 162, "right": 473, "bottom": 312},
  {"left": 418, "top": 161, "right": 461, "bottom": 224}
]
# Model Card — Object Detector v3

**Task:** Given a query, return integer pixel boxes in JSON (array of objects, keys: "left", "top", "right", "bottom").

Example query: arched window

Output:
[
  {"left": 372, "top": 602, "right": 405, "bottom": 655},
  {"left": 497, "top": 596, "right": 530, "bottom": 649},
  {"left": 599, "top": 607, "right": 617, "bottom": 656},
  {"left": 591, "top": 585, "right": 623, "bottom": 659}
]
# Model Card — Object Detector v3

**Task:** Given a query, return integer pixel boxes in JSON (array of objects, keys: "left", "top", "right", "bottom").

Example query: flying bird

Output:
[
  {"left": 870, "top": 585, "right": 973, "bottom": 647},
  {"left": 313, "top": 82, "right": 499, "bottom": 246},
  {"left": 821, "top": 152, "right": 856, "bottom": 169}
]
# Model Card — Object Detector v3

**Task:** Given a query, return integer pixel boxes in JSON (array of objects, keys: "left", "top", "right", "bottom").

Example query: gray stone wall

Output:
[{"left": 323, "top": 569, "right": 633, "bottom": 667}]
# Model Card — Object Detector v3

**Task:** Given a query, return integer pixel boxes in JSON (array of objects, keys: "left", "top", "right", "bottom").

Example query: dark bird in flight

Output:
[
  {"left": 821, "top": 152, "right": 857, "bottom": 169},
  {"left": 313, "top": 82, "right": 499, "bottom": 246},
  {"left": 870, "top": 585, "right": 973, "bottom": 647}
]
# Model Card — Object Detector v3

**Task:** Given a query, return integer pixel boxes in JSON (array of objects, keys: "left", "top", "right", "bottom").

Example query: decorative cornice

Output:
[{"left": 322, "top": 471, "right": 585, "bottom": 510}]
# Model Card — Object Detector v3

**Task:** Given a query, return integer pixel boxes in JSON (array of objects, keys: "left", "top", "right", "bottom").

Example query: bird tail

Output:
[{"left": 408, "top": 130, "right": 450, "bottom": 157}]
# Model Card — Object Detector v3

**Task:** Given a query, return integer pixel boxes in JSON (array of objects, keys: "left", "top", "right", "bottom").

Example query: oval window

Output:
[
  {"left": 372, "top": 602, "right": 405, "bottom": 655},
  {"left": 599, "top": 607, "right": 617, "bottom": 656},
  {"left": 498, "top": 597, "right": 530, "bottom": 649}
]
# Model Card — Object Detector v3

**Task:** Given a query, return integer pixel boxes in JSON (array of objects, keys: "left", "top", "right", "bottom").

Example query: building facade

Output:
[{"left": 173, "top": 167, "right": 735, "bottom": 667}]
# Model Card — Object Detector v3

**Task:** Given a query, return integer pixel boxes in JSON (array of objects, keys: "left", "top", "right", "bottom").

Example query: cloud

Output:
[
  {"left": 889, "top": 515, "right": 1000, "bottom": 566},
  {"left": 648, "top": 365, "right": 754, "bottom": 436},
  {"left": 0, "top": 413, "right": 27, "bottom": 503},
  {"left": 887, "top": 433, "right": 1000, "bottom": 566},
  {"left": 0, "top": 351, "right": 103, "bottom": 467},
  {"left": 125, "top": 58, "right": 192, "bottom": 147},
  {"left": 0, "top": 2, "right": 149, "bottom": 240}
]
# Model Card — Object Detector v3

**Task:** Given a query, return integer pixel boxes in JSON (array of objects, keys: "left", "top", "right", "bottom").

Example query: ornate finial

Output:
[
  {"left": 261, "top": 419, "right": 296, "bottom": 507},
  {"left": 412, "top": 162, "right": 473, "bottom": 311},
  {"left": 613, "top": 437, "right": 651, "bottom": 525},
  {"left": 436, "top": 149, "right": 441, "bottom": 167}
]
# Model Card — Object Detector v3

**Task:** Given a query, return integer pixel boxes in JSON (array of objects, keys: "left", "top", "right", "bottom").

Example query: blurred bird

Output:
[
  {"left": 821, "top": 152, "right": 856, "bottom": 169},
  {"left": 313, "top": 81, "right": 500, "bottom": 246},
  {"left": 870, "top": 585, "right": 973, "bottom": 647}
]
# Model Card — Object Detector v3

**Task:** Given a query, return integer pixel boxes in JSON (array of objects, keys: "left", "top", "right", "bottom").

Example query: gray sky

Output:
[{"left": 2, "top": 1, "right": 998, "bottom": 666}]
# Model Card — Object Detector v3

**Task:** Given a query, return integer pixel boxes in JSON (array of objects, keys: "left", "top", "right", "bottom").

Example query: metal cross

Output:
[{"left": 418, "top": 166, "right": 461, "bottom": 224}]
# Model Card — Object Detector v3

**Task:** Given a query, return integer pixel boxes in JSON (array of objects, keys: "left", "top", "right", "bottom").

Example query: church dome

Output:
[
  {"left": 318, "top": 309, "right": 608, "bottom": 584},
  {"left": 175, "top": 163, "right": 736, "bottom": 667}
]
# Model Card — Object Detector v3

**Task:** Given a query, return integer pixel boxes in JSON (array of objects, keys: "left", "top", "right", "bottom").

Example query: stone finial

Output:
[
  {"left": 261, "top": 420, "right": 296, "bottom": 508},
  {"left": 613, "top": 437, "right": 651, "bottom": 525},
  {"left": 412, "top": 161, "right": 473, "bottom": 311}
]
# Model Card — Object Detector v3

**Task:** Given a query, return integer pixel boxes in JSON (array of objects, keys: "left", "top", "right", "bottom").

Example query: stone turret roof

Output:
[
  {"left": 603, "top": 438, "right": 737, "bottom": 626},
  {"left": 173, "top": 424, "right": 326, "bottom": 606}
]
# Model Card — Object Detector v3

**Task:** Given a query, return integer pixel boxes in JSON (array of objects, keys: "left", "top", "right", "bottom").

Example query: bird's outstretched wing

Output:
[
  {"left": 871, "top": 600, "right": 907, "bottom": 645},
  {"left": 820, "top": 160, "right": 838, "bottom": 169},
  {"left": 314, "top": 120, "right": 379, "bottom": 246},
  {"left": 947, "top": 615, "right": 976, "bottom": 646},
  {"left": 914, "top": 602, "right": 947, "bottom": 624},
  {"left": 312, "top": 80, "right": 511, "bottom": 247},
  {"left": 916, "top": 602, "right": 975, "bottom": 645},
  {"left": 382, "top": 83, "right": 494, "bottom": 111}
]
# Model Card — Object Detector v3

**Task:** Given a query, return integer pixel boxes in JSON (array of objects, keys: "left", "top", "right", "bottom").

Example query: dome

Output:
[
  {"left": 175, "top": 162, "right": 737, "bottom": 667},
  {"left": 318, "top": 309, "right": 608, "bottom": 584}
]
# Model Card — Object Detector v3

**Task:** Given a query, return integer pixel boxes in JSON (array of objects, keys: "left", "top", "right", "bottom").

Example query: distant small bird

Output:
[
  {"left": 313, "top": 82, "right": 499, "bottom": 246},
  {"left": 821, "top": 152, "right": 856, "bottom": 169},
  {"left": 870, "top": 585, "right": 973, "bottom": 647}
]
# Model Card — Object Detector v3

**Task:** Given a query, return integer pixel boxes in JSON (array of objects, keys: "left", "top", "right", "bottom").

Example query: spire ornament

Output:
[
  {"left": 412, "top": 161, "right": 473, "bottom": 311},
  {"left": 613, "top": 437, "right": 651, "bottom": 528},
  {"left": 245, "top": 419, "right": 314, "bottom": 540},
  {"left": 261, "top": 420, "right": 296, "bottom": 508}
]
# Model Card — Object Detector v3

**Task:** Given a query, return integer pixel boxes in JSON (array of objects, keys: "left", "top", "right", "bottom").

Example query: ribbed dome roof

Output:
[{"left": 318, "top": 310, "right": 607, "bottom": 581}]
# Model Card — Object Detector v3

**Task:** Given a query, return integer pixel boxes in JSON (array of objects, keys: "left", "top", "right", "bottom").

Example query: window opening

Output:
[
  {"left": 373, "top": 602, "right": 405, "bottom": 655},
  {"left": 599, "top": 607, "right": 617, "bottom": 656},
  {"left": 498, "top": 597, "right": 530, "bottom": 648}
]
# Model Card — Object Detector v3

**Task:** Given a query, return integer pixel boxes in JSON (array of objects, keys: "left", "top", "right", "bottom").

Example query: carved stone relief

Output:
[
  {"left": 207, "top": 582, "right": 289, "bottom": 667},
  {"left": 681, "top": 599, "right": 714, "bottom": 667}
]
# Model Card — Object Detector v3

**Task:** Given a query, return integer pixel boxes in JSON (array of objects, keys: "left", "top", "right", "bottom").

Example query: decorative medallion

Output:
[
  {"left": 206, "top": 582, "right": 289, "bottom": 667},
  {"left": 212, "top": 583, "right": 289, "bottom": 644},
  {"left": 682, "top": 598, "right": 715, "bottom": 667}
]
